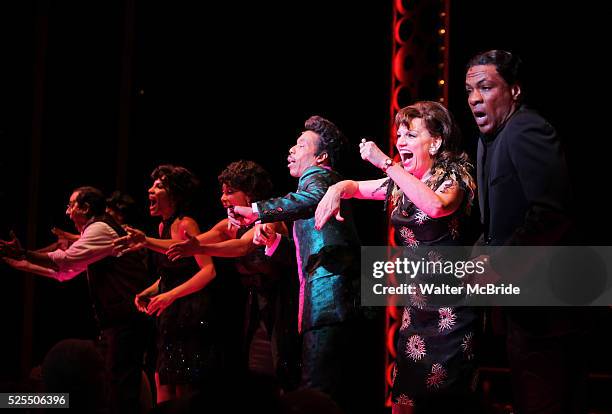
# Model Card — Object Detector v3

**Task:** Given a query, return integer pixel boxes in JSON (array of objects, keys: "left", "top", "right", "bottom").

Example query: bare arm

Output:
[
  {"left": 314, "top": 178, "right": 388, "bottom": 229},
  {"left": 168, "top": 221, "right": 287, "bottom": 260},
  {"left": 115, "top": 220, "right": 231, "bottom": 255},
  {"left": 146, "top": 218, "right": 216, "bottom": 316},
  {"left": 385, "top": 164, "right": 464, "bottom": 218},
  {"left": 2, "top": 257, "right": 59, "bottom": 279}
]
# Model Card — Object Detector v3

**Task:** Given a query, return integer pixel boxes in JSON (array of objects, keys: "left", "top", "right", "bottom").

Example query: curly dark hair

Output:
[
  {"left": 217, "top": 160, "right": 273, "bottom": 202},
  {"left": 304, "top": 115, "right": 347, "bottom": 168},
  {"left": 151, "top": 164, "right": 199, "bottom": 216}
]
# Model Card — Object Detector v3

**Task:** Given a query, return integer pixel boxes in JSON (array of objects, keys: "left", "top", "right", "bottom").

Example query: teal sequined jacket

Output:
[{"left": 255, "top": 166, "right": 361, "bottom": 332}]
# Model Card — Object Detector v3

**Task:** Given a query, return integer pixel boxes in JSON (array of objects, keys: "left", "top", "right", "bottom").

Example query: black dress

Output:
[
  {"left": 388, "top": 167, "right": 479, "bottom": 410},
  {"left": 154, "top": 217, "right": 219, "bottom": 385}
]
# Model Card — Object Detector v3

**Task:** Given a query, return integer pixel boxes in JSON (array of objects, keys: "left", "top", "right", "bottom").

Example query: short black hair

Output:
[
  {"left": 467, "top": 49, "right": 523, "bottom": 86},
  {"left": 74, "top": 186, "right": 106, "bottom": 217},
  {"left": 217, "top": 160, "right": 273, "bottom": 202},
  {"left": 151, "top": 164, "right": 199, "bottom": 216},
  {"left": 304, "top": 115, "right": 347, "bottom": 169}
]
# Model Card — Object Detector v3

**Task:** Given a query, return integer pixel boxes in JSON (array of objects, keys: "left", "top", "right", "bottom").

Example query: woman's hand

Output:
[
  {"left": 167, "top": 231, "right": 200, "bottom": 261},
  {"left": 314, "top": 184, "right": 344, "bottom": 230},
  {"left": 253, "top": 223, "right": 277, "bottom": 248},
  {"left": 134, "top": 292, "right": 151, "bottom": 313},
  {"left": 113, "top": 226, "right": 146, "bottom": 255},
  {"left": 359, "top": 139, "right": 388, "bottom": 169},
  {"left": 146, "top": 291, "right": 177, "bottom": 317}
]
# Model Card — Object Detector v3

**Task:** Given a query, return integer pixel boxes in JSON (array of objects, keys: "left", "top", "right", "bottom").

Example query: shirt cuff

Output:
[
  {"left": 264, "top": 233, "right": 282, "bottom": 256},
  {"left": 47, "top": 249, "right": 66, "bottom": 263},
  {"left": 252, "top": 202, "right": 261, "bottom": 225}
]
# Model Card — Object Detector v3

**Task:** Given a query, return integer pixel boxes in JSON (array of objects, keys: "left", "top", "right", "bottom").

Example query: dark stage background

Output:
[{"left": 1, "top": 0, "right": 610, "bottom": 409}]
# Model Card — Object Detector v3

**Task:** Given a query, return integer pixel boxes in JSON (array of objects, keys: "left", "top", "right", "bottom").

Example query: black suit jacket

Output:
[
  {"left": 256, "top": 166, "right": 361, "bottom": 332},
  {"left": 477, "top": 105, "right": 572, "bottom": 246},
  {"left": 477, "top": 106, "right": 583, "bottom": 335}
]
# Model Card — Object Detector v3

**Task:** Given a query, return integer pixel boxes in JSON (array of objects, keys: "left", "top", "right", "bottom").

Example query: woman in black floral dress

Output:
[{"left": 315, "top": 101, "right": 479, "bottom": 413}]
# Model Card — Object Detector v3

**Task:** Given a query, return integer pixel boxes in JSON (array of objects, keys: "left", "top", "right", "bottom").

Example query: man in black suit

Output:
[
  {"left": 230, "top": 116, "right": 378, "bottom": 413},
  {"left": 465, "top": 50, "right": 585, "bottom": 413}
]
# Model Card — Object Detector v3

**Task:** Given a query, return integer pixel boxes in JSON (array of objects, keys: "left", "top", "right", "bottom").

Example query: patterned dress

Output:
[
  {"left": 389, "top": 163, "right": 479, "bottom": 409},
  {"left": 154, "top": 217, "right": 220, "bottom": 385}
]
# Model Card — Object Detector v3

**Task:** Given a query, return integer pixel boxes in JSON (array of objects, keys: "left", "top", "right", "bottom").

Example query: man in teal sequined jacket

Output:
[{"left": 230, "top": 116, "right": 368, "bottom": 412}]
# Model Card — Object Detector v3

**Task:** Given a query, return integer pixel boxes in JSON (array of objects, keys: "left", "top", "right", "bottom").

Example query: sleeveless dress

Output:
[
  {"left": 154, "top": 217, "right": 220, "bottom": 385},
  {"left": 388, "top": 165, "right": 479, "bottom": 409}
]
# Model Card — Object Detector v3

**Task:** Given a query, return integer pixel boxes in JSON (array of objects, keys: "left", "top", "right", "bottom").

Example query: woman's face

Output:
[
  {"left": 395, "top": 117, "right": 441, "bottom": 179},
  {"left": 220, "top": 183, "right": 250, "bottom": 209},
  {"left": 148, "top": 178, "right": 174, "bottom": 217}
]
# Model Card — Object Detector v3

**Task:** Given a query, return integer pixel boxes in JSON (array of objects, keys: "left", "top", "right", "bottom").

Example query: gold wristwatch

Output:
[{"left": 381, "top": 158, "right": 394, "bottom": 173}]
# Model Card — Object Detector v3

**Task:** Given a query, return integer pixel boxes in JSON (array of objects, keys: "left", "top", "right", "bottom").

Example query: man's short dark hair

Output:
[
  {"left": 217, "top": 160, "right": 273, "bottom": 202},
  {"left": 467, "top": 49, "right": 523, "bottom": 86},
  {"left": 74, "top": 186, "right": 106, "bottom": 217},
  {"left": 304, "top": 115, "right": 347, "bottom": 169}
]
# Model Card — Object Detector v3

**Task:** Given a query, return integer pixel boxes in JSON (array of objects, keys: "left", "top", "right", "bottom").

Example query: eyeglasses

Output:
[{"left": 67, "top": 201, "right": 78, "bottom": 210}]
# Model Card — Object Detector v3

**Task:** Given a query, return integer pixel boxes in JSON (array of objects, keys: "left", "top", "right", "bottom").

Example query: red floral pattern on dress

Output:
[
  {"left": 462, "top": 332, "right": 475, "bottom": 360},
  {"left": 400, "top": 307, "right": 411, "bottom": 331},
  {"left": 408, "top": 284, "right": 427, "bottom": 309},
  {"left": 414, "top": 209, "right": 430, "bottom": 225},
  {"left": 438, "top": 307, "right": 457, "bottom": 332},
  {"left": 406, "top": 334, "right": 426, "bottom": 361},
  {"left": 426, "top": 249, "right": 443, "bottom": 263},
  {"left": 426, "top": 363, "right": 447, "bottom": 389},
  {"left": 395, "top": 394, "right": 415, "bottom": 406},
  {"left": 399, "top": 226, "right": 419, "bottom": 248}
]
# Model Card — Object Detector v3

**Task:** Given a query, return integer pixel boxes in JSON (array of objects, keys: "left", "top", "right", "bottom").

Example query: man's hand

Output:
[
  {"left": 229, "top": 206, "right": 258, "bottom": 227},
  {"left": 167, "top": 231, "right": 200, "bottom": 261},
  {"left": 0, "top": 231, "right": 26, "bottom": 260}
]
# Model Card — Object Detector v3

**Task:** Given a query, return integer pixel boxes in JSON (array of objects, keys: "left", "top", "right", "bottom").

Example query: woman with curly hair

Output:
[
  {"left": 130, "top": 164, "right": 218, "bottom": 403},
  {"left": 116, "top": 161, "right": 297, "bottom": 391},
  {"left": 166, "top": 160, "right": 298, "bottom": 391},
  {"left": 315, "top": 101, "right": 479, "bottom": 413}
]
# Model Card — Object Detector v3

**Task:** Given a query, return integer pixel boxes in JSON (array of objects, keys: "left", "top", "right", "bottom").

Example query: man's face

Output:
[
  {"left": 287, "top": 131, "right": 322, "bottom": 178},
  {"left": 465, "top": 64, "right": 520, "bottom": 135},
  {"left": 66, "top": 191, "right": 88, "bottom": 228}
]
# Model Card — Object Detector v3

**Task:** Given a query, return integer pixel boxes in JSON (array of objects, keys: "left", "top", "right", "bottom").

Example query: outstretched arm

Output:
[
  {"left": 2, "top": 257, "right": 58, "bottom": 279},
  {"left": 114, "top": 220, "right": 230, "bottom": 255},
  {"left": 167, "top": 221, "right": 287, "bottom": 260},
  {"left": 146, "top": 218, "right": 216, "bottom": 316},
  {"left": 314, "top": 178, "right": 388, "bottom": 229},
  {"left": 361, "top": 140, "right": 464, "bottom": 218}
]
